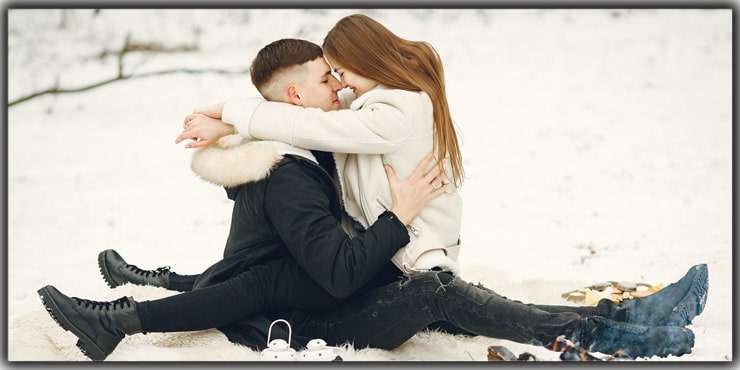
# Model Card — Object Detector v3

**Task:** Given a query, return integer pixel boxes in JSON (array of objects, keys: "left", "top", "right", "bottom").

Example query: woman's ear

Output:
[{"left": 286, "top": 84, "right": 301, "bottom": 106}]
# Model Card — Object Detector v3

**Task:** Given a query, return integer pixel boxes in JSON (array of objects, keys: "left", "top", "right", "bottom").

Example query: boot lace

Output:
[
  {"left": 72, "top": 296, "right": 132, "bottom": 311},
  {"left": 125, "top": 264, "right": 171, "bottom": 278}
]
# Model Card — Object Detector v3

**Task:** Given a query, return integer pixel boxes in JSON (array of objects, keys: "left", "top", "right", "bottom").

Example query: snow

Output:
[{"left": 7, "top": 9, "right": 733, "bottom": 361}]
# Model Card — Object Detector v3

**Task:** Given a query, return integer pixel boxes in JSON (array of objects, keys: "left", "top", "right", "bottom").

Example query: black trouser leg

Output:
[
  {"left": 137, "top": 258, "right": 343, "bottom": 333},
  {"left": 291, "top": 272, "right": 586, "bottom": 350},
  {"left": 168, "top": 273, "right": 199, "bottom": 292}
]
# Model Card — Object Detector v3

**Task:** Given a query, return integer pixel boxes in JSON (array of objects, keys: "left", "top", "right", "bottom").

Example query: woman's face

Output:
[{"left": 327, "top": 56, "right": 378, "bottom": 97}]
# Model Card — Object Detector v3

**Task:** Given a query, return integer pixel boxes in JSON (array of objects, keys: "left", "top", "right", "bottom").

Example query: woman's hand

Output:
[
  {"left": 385, "top": 152, "right": 447, "bottom": 226},
  {"left": 193, "top": 102, "right": 225, "bottom": 119},
  {"left": 175, "top": 113, "right": 234, "bottom": 148}
]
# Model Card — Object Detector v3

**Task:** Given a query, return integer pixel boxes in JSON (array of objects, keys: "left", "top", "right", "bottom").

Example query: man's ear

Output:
[{"left": 286, "top": 84, "right": 302, "bottom": 106}]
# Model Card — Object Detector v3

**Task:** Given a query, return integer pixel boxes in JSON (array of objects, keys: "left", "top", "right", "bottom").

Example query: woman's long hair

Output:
[{"left": 323, "top": 14, "right": 464, "bottom": 187}]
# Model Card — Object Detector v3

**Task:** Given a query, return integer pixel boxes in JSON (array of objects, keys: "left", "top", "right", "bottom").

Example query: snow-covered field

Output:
[{"left": 7, "top": 9, "right": 732, "bottom": 361}]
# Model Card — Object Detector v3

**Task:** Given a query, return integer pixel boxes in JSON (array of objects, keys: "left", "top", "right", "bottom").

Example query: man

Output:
[
  {"left": 39, "top": 39, "right": 707, "bottom": 361},
  {"left": 38, "top": 38, "right": 445, "bottom": 361}
]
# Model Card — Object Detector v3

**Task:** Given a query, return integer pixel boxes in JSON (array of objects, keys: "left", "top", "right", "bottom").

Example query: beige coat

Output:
[{"left": 222, "top": 87, "right": 462, "bottom": 275}]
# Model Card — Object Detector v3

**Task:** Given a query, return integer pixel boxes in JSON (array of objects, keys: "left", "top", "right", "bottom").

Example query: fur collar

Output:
[{"left": 191, "top": 134, "right": 317, "bottom": 188}]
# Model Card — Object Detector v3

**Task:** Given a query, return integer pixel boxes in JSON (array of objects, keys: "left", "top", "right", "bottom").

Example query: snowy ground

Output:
[{"left": 7, "top": 9, "right": 733, "bottom": 362}]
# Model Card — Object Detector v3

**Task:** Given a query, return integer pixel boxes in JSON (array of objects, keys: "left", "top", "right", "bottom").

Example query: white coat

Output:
[{"left": 221, "top": 86, "right": 462, "bottom": 275}]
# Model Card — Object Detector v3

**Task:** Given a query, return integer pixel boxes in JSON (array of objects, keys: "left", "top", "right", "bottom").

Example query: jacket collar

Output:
[
  {"left": 349, "top": 85, "right": 387, "bottom": 111},
  {"left": 191, "top": 134, "right": 316, "bottom": 188}
]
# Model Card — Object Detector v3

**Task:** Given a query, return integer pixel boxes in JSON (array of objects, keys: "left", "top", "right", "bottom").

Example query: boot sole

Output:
[
  {"left": 691, "top": 264, "right": 709, "bottom": 316},
  {"left": 670, "top": 264, "right": 709, "bottom": 325},
  {"left": 98, "top": 250, "right": 121, "bottom": 289},
  {"left": 37, "top": 286, "right": 108, "bottom": 361}
]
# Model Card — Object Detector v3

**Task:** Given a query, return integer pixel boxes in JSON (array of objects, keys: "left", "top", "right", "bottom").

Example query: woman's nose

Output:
[{"left": 331, "top": 76, "right": 343, "bottom": 90}]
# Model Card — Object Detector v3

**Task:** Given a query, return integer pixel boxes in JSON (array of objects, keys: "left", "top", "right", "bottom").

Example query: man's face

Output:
[{"left": 294, "top": 57, "right": 342, "bottom": 112}]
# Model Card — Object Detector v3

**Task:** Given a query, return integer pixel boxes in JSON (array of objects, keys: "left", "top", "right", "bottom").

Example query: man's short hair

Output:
[{"left": 250, "top": 39, "right": 324, "bottom": 95}]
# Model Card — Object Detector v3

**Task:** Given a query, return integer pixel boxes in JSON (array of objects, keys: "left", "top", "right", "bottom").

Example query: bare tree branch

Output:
[
  {"left": 8, "top": 67, "right": 249, "bottom": 107},
  {"left": 9, "top": 31, "right": 244, "bottom": 107}
]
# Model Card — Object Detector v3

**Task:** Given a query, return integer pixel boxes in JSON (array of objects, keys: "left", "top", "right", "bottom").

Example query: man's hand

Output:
[
  {"left": 175, "top": 113, "right": 235, "bottom": 148},
  {"left": 385, "top": 152, "right": 447, "bottom": 226}
]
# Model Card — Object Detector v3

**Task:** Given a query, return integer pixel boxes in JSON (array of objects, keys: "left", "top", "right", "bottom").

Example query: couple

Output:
[{"left": 37, "top": 14, "right": 707, "bottom": 361}]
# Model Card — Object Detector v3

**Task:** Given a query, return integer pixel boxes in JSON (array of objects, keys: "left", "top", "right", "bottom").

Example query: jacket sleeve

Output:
[
  {"left": 221, "top": 91, "right": 414, "bottom": 154},
  {"left": 263, "top": 161, "right": 409, "bottom": 299}
]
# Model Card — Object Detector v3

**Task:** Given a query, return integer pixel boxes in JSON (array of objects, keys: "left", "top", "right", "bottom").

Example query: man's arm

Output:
[
  {"left": 264, "top": 154, "right": 445, "bottom": 299},
  {"left": 265, "top": 162, "right": 406, "bottom": 299}
]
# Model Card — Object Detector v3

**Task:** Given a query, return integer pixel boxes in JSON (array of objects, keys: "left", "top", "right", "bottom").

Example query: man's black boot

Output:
[
  {"left": 37, "top": 285, "right": 142, "bottom": 361},
  {"left": 573, "top": 316, "right": 694, "bottom": 359},
  {"left": 608, "top": 264, "right": 708, "bottom": 327},
  {"left": 98, "top": 249, "right": 171, "bottom": 289}
]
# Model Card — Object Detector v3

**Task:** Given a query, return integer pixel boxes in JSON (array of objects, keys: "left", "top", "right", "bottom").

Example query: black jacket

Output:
[{"left": 191, "top": 149, "right": 408, "bottom": 349}]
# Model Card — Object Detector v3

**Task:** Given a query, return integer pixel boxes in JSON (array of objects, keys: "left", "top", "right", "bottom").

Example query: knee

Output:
[
  {"left": 401, "top": 271, "right": 455, "bottom": 292},
  {"left": 436, "top": 271, "right": 454, "bottom": 285}
]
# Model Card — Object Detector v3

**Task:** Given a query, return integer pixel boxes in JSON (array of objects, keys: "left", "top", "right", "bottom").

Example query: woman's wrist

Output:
[{"left": 389, "top": 205, "right": 413, "bottom": 226}]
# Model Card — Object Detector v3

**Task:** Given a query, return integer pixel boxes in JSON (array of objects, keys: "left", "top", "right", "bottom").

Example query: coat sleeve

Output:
[
  {"left": 222, "top": 91, "right": 414, "bottom": 154},
  {"left": 263, "top": 161, "right": 409, "bottom": 299}
]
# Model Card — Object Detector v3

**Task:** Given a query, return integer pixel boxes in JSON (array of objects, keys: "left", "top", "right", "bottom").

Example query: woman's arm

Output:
[
  {"left": 237, "top": 94, "right": 414, "bottom": 154},
  {"left": 176, "top": 90, "right": 418, "bottom": 153}
]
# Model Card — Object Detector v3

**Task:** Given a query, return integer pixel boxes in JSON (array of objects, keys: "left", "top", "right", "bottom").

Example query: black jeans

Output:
[
  {"left": 288, "top": 271, "right": 610, "bottom": 350},
  {"left": 137, "top": 258, "right": 345, "bottom": 333},
  {"left": 141, "top": 270, "right": 610, "bottom": 351}
]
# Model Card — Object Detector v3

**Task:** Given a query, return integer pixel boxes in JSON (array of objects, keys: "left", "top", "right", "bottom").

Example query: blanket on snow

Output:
[{"left": 9, "top": 267, "right": 576, "bottom": 362}]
